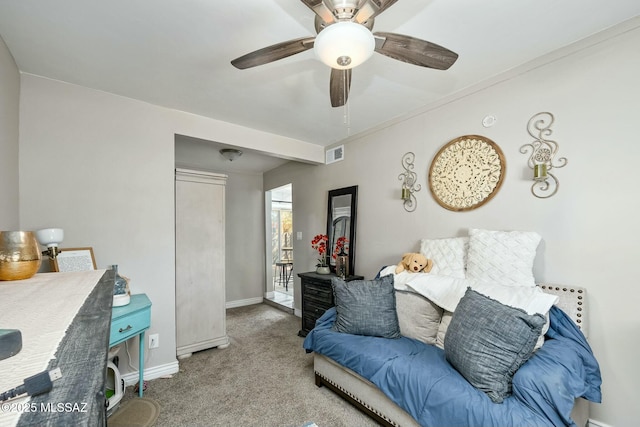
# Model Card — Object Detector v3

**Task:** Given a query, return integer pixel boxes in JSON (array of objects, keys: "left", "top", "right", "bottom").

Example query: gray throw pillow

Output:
[
  {"left": 396, "top": 290, "right": 443, "bottom": 345},
  {"left": 331, "top": 275, "right": 400, "bottom": 338},
  {"left": 444, "top": 288, "right": 545, "bottom": 403}
]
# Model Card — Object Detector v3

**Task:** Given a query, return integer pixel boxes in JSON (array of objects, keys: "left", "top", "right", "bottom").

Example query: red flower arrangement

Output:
[
  {"left": 332, "top": 236, "right": 349, "bottom": 260},
  {"left": 311, "top": 234, "right": 329, "bottom": 267}
]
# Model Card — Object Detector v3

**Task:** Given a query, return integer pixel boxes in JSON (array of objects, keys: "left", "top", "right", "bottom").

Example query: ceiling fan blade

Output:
[
  {"left": 354, "top": 0, "right": 398, "bottom": 23},
  {"left": 330, "top": 68, "right": 352, "bottom": 108},
  {"left": 231, "top": 37, "right": 315, "bottom": 69},
  {"left": 373, "top": 32, "right": 458, "bottom": 70},
  {"left": 300, "top": 0, "right": 335, "bottom": 25}
]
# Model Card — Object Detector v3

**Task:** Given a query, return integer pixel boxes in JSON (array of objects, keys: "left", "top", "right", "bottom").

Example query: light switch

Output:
[{"left": 296, "top": 232, "right": 303, "bottom": 241}]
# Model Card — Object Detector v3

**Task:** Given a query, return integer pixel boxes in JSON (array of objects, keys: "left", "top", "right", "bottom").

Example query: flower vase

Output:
[{"left": 316, "top": 265, "right": 330, "bottom": 275}]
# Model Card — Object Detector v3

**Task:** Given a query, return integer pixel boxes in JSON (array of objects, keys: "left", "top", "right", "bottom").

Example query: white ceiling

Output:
[
  {"left": 175, "top": 134, "right": 291, "bottom": 175},
  {"left": 1, "top": 1, "right": 639, "bottom": 163}
]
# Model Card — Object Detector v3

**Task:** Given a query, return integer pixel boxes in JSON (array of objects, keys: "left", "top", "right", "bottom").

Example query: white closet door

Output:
[{"left": 175, "top": 169, "right": 228, "bottom": 357}]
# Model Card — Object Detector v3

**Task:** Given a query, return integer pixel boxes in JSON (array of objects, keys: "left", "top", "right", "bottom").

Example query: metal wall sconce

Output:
[
  {"left": 398, "top": 152, "right": 420, "bottom": 212},
  {"left": 35, "top": 228, "right": 64, "bottom": 259},
  {"left": 520, "top": 112, "right": 567, "bottom": 198}
]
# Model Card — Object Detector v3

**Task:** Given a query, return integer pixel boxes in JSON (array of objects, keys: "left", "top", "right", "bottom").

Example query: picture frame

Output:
[{"left": 52, "top": 247, "right": 97, "bottom": 272}]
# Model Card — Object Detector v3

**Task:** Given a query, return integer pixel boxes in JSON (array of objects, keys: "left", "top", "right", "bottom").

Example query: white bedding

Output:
[{"left": 379, "top": 266, "right": 558, "bottom": 315}]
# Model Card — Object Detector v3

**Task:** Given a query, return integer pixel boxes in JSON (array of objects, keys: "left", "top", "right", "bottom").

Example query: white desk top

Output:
[{"left": 0, "top": 270, "right": 105, "bottom": 427}]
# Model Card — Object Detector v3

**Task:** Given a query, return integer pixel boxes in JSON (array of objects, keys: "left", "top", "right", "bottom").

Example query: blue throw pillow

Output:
[
  {"left": 444, "top": 288, "right": 545, "bottom": 403},
  {"left": 331, "top": 275, "right": 400, "bottom": 339}
]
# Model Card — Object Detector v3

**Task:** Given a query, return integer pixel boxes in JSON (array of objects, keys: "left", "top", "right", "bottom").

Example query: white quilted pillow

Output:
[
  {"left": 466, "top": 229, "right": 541, "bottom": 287},
  {"left": 419, "top": 237, "right": 468, "bottom": 278}
]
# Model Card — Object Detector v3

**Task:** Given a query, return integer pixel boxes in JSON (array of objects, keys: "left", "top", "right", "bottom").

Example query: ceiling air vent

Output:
[{"left": 326, "top": 145, "right": 344, "bottom": 164}]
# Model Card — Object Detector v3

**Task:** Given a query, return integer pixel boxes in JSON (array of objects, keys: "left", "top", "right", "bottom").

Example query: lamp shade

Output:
[
  {"left": 35, "top": 228, "right": 64, "bottom": 247},
  {"left": 220, "top": 148, "right": 243, "bottom": 161},
  {"left": 314, "top": 22, "right": 375, "bottom": 70}
]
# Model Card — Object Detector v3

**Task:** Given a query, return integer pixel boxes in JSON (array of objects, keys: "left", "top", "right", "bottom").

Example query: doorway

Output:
[{"left": 265, "top": 184, "right": 294, "bottom": 311}]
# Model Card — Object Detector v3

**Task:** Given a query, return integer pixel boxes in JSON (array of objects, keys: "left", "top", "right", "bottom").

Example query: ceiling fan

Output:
[{"left": 231, "top": 0, "right": 458, "bottom": 107}]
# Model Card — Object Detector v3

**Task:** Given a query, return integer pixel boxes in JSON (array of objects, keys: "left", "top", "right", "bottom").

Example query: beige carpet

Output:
[
  {"left": 117, "top": 303, "right": 379, "bottom": 427},
  {"left": 108, "top": 397, "right": 160, "bottom": 427}
]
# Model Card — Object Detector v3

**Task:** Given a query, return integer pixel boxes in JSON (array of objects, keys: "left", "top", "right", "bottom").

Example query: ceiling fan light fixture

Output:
[
  {"left": 314, "top": 21, "right": 375, "bottom": 70},
  {"left": 220, "top": 148, "right": 243, "bottom": 161}
]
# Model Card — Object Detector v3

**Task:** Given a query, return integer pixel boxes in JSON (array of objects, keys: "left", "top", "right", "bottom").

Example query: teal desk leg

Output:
[{"left": 138, "top": 331, "right": 145, "bottom": 397}]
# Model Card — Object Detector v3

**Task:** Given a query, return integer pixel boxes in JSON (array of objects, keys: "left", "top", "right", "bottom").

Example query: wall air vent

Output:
[{"left": 325, "top": 145, "right": 344, "bottom": 164}]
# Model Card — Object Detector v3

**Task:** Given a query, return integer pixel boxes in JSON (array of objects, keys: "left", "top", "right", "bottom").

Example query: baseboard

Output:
[
  {"left": 226, "top": 297, "right": 263, "bottom": 308},
  {"left": 294, "top": 308, "right": 302, "bottom": 317},
  {"left": 122, "top": 360, "right": 180, "bottom": 387},
  {"left": 588, "top": 419, "right": 613, "bottom": 427}
]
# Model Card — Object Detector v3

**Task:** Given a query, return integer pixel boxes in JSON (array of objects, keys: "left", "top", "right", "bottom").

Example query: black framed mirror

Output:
[{"left": 326, "top": 185, "right": 358, "bottom": 275}]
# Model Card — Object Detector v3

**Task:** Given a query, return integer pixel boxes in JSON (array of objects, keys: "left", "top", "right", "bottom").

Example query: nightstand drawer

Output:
[
  {"left": 304, "top": 282, "right": 333, "bottom": 302},
  {"left": 303, "top": 314, "right": 320, "bottom": 332},
  {"left": 109, "top": 308, "right": 150, "bottom": 345},
  {"left": 109, "top": 294, "right": 152, "bottom": 347},
  {"left": 303, "top": 305, "right": 329, "bottom": 319},
  {"left": 304, "top": 298, "right": 331, "bottom": 317}
]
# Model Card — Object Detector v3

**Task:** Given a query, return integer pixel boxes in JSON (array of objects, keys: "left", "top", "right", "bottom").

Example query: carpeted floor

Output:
[{"left": 117, "top": 303, "right": 379, "bottom": 427}]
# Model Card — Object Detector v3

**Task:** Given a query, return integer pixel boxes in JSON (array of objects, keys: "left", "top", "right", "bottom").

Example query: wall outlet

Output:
[{"left": 149, "top": 334, "right": 159, "bottom": 349}]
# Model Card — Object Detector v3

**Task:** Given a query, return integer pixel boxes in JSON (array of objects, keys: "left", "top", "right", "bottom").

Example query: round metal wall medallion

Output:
[{"left": 428, "top": 135, "right": 505, "bottom": 211}]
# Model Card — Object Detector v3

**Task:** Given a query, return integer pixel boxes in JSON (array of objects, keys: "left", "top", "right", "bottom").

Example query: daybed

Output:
[{"left": 303, "top": 230, "right": 602, "bottom": 427}]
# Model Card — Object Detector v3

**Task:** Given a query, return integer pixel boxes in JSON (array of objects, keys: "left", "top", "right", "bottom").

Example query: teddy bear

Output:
[{"left": 395, "top": 252, "right": 433, "bottom": 274}]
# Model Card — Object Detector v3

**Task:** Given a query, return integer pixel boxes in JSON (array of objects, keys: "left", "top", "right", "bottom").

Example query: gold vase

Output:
[{"left": 0, "top": 231, "right": 42, "bottom": 281}]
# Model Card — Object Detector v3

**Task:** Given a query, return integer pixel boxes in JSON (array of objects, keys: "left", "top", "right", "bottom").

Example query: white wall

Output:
[
  {"left": 19, "top": 75, "right": 178, "bottom": 374},
  {"left": 265, "top": 20, "right": 640, "bottom": 427},
  {"left": 0, "top": 35, "right": 19, "bottom": 229},
  {"left": 16, "top": 74, "right": 322, "bottom": 377},
  {"left": 224, "top": 171, "right": 265, "bottom": 304}
]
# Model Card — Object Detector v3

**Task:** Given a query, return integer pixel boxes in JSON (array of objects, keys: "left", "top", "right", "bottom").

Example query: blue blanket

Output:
[{"left": 303, "top": 306, "right": 601, "bottom": 427}]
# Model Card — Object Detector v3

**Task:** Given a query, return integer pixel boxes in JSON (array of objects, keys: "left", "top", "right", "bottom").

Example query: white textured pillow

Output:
[
  {"left": 419, "top": 237, "right": 468, "bottom": 278},
  {"left": 466, "top": 229, "right": 541, "bottom": 287},
  {"left": 396, "top": 290, "right": 443, "bottom": 345}
]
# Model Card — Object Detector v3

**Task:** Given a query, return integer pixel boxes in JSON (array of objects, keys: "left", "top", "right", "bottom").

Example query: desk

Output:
[
  {"left": 0, "top": 270, "right": 112, "bottom": 427},
  {"left": 109, "top": 294, "right": 151, "bottom": 397}
]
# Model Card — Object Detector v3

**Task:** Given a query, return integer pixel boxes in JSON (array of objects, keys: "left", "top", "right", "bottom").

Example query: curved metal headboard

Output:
[{"left": 538, "top": 284, "right": 588, "bottom": 338}]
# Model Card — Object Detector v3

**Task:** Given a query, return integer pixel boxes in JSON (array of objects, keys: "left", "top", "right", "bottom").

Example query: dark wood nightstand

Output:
[{"left": 298, "top": 271, "right": 364, "bottom": 337}]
